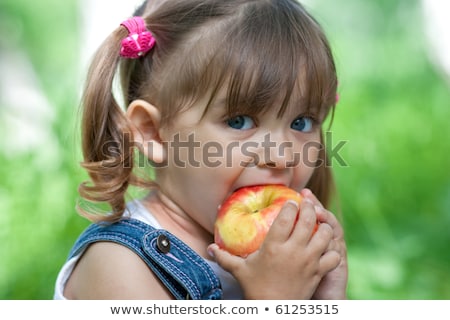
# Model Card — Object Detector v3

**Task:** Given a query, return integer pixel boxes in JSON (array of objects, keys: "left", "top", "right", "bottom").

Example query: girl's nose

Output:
[{"left": 255, "top": 133, "right": 296, "bottom": 169}]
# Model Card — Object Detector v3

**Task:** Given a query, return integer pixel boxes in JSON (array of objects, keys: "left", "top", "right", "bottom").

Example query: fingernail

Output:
[
  {"left": 286, "top": 199, "right": 299, "bottom": 209},
  {"left": 303, "top": 198, "right": 314, "bottom": 205},
  {"left": 207, "top": 245, "right": 216, "bottom": 258},
  {"left": 301, "top": 188, "right": 312, "bottom": 196},
  {"left": 314, "top": 205, "right": 323, "bottom": 212}
]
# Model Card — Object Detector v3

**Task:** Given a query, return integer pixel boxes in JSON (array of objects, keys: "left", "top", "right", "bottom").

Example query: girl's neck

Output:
[{"left": 141, "top": 191, "right": 213, "bottom": 259}]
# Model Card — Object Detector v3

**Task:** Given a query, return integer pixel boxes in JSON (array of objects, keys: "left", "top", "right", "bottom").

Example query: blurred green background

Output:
[{"left": 0, "top": 0, "right": 449, "bottom": 299}]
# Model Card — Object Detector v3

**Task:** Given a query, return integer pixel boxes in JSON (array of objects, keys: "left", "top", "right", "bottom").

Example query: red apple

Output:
[{"left": 214, "top": 184, "right": 315, "bottom": 257}]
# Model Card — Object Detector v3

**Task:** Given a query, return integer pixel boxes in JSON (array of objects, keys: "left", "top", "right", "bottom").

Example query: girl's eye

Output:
[
  {"left": 291, "top": 116, "right": 314, "bottom": 132},
  {"left": 226, "top": 115, "right": 255, "bottom": 130}
]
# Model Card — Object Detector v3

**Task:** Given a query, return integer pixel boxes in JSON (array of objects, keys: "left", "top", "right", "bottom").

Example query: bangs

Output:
[
  {"left": 200, "top": 0, "right": 338, "bottom": 121},
  {"left": 153, "top": 0, "right": 337, "bottom": 123}
]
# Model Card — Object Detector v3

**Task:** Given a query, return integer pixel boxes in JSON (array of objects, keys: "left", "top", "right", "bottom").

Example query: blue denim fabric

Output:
[{"left": 68, "top": 218, "right": 223, "bottom": 300}]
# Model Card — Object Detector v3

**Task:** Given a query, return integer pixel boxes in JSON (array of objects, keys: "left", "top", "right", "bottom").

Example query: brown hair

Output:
[{"left": 78, "top": 0, "right": 338, "bottom": 222}]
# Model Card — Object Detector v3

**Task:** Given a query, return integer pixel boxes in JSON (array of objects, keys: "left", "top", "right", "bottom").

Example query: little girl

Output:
[{"left": 55, "top": 0, "right": 347, "bottom": 300}]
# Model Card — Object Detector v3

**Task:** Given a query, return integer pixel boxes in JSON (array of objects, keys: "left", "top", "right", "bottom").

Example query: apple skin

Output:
[{"left": 214, "top": 184, "right": 305, "bottom": 257}]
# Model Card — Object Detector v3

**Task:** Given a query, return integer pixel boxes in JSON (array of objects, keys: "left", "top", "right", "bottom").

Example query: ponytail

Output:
[{"left": 77, "top": 27, "right": 151, "bottom": 222}]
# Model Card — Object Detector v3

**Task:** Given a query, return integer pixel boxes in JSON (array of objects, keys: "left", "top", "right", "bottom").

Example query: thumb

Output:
[{"left": 207, "top": 243, "right": 243, "bottom": 273}]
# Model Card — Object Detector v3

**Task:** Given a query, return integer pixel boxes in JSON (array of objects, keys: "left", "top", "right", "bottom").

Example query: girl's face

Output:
[{"left": 155, "top": 90, "right": 323, "bottom": 237}]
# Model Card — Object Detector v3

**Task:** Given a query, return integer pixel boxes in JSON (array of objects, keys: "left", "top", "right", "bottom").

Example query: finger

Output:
[
  {"left": 308, "top": 221, "right": 334, "bottom": 254},
  {"left": 290, "top": 198, "right": 318, "bottom": 243},
  {"left": 207, "top": 243, "right": 244, "bottom": 273},
  {"left": 325, "top": 238, "right": 339, "bottom": 253},
  {"left": 300, "top": 188, "right": 324, "bottom": 208},
  {"left": 264, "top": 200, "right": 299, "bottom": 243},
  {"left": 318, "top": 250, "right": 341, "bottom": 276},
  {"left": 299, "top": 189, "right": 341, "bottom": 236},
  {"left": 314, "top": 206, "right": 344, "bottom": 239}
]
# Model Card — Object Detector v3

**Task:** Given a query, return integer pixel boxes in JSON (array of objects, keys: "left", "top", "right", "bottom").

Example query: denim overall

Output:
[{"left": 68, "top": 218, "right": 223, "bottom": 300}]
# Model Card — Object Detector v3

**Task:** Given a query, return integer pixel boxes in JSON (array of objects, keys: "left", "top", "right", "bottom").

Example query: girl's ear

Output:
[{"left": 126, "top": 99, "right": 165, "bottom": 164}]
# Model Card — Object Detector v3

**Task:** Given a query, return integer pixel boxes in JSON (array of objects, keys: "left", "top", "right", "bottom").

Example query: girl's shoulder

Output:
[
  {"left": 62, "top": 201, "right": 172, "bottom": 299},
  {"left": 64, "top": 240, "right": 173, "bottom": 299}
]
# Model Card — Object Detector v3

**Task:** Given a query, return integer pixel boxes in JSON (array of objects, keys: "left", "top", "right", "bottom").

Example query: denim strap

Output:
[{"left": 69, "top": 218, "right": 222, "bottom": 300}]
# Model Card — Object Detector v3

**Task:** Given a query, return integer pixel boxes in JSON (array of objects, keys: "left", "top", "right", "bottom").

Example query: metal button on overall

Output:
[{"left": 156, "top": 234, "right": 171, "bottom": 253}]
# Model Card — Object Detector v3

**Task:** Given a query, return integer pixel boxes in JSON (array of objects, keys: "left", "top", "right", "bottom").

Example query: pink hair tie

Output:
[{"left": 120, "top": 16, "right": 156, "bottom": 59}]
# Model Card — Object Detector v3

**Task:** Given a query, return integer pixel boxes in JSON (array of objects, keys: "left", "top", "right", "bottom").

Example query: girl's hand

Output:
[
  {"left": 208, "top": 198, "right": 341, "bottom": 299},
  {"left": 301, "top": 189, "right": 348, "bottom": 300}
]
